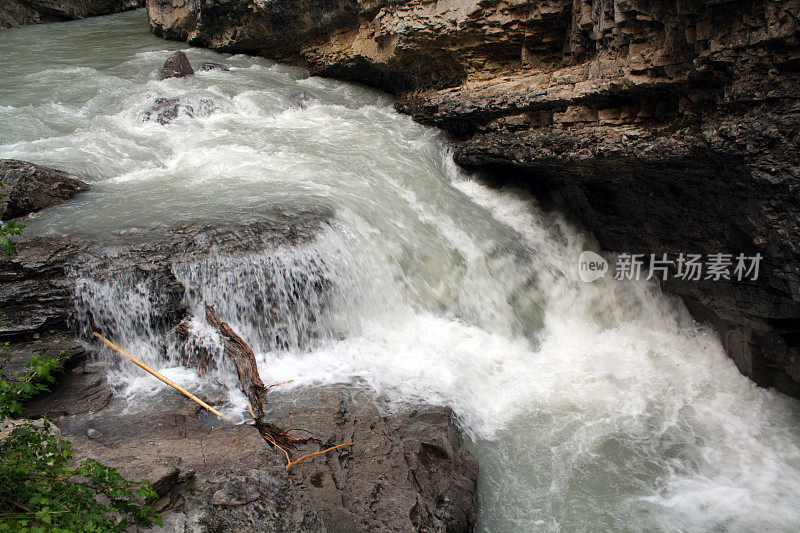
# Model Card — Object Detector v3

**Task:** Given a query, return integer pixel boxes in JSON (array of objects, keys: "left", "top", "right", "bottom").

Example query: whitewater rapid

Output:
[{"left": 2, "top": 10, "right": 800, "bottom": 532}]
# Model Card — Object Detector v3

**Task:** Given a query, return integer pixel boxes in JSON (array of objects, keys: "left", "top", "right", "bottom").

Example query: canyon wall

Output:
[
  {"left": 0, "top": 0, "right": 143, "bottom": 28},
  {"left": 147, "top": 0, "right": 800, "bottom": 397}
]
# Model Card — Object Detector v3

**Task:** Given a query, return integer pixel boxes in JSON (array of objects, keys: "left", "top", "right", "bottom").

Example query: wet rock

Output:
[
  {"left": 0, "top": 0, "right": 143, "bottom": 28},
  {"left": 198, "top": 62, "right": 228, "bottom": 72},
  {"left": 143, "top": 97, "right": 218, "bottom": 124},
  {"left": 0, "top": 332, "right": 86, "bottom": 382},
  {"left": 0, "top": 210, "right": 333, "bottom": 339},
  {"left": 28, "top": 382, "right": 477, "bottom": 532},
  {"left": 0, "top": 159, "right": 89, "bottom": 220},
  {"left": 289, "top": 90, "right": 313, "bottom": 109},
  {"left": 24, "top": 368, "right": 112, "bottom": 419},
  {"left": 157, "top": 51, "right": 194, "bottom": 80}
]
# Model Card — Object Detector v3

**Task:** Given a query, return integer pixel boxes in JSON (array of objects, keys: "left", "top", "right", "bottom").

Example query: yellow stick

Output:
[
  {"left": 93, "top": 332, "right": 234, "bottom": 425},
  {"left": 285, "top": 443, "right": 354, "bottom": 471},
  {"left": 268, "top": 379, "right": 294, "bottom": 388}
]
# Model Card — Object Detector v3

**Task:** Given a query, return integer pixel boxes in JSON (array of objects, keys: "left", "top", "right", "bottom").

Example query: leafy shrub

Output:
[
  {"left": 0, "top": 422, "right": 162, "bottom": 532},
  {"left": 0, "top": 180, "right": 162, "bottom": 531}
]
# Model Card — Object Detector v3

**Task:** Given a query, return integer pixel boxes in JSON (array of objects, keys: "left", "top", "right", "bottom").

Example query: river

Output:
[{"left": 2, "top": 10, "right": 800, "bottom": 532}]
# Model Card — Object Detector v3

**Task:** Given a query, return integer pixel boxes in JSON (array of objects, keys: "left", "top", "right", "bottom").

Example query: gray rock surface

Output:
[
  {"left": 0, "top": 331, "right": 86, "bottom": 382},
  {"left": 0, "top": 0, "right": 143, "bottom": 28},
  {"left": 146, "top": 0, "right": 800, "bottom": 397},
  {"left": 0, "top": 159, "right": 89, "bottom": 220},
  {"left": 24, "top": 376, "right": 478, "bottom": 532}
]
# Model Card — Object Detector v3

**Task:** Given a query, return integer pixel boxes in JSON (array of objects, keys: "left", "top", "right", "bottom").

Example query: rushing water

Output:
[{"left": 3, "top": 10, "right": 800, "bottom": 532}]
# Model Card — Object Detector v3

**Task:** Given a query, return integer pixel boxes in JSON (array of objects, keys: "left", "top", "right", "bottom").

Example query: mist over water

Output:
[{"left": 3, "top": 10, "right": 800, "bottom": 531}]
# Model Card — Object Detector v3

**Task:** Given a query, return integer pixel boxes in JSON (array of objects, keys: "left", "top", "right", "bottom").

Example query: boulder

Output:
[
  {"left": 157, "top": 51, "right": 194, "bottom": 80},
  {"left": 0, "top": 159, "right": 88, "bottom": 220}
]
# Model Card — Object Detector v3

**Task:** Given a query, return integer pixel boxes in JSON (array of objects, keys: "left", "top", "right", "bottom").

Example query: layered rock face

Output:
[
  {"left": 0, "top": 0, "right": 143, "bottom": 28},
  {"left": 0, "top": 209, "right": 332, "bottom": 337},
  {"left": 148, "top": 0, "right": 800, "bottom": 397}
]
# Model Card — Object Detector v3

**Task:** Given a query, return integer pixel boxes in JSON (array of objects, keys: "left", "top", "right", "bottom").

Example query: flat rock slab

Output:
[
  {"left": 26, "top": 379, "right": 478, "bottom": 532},
  {"left": 0, "top": 331, "right": 86, "bottom": 382}
]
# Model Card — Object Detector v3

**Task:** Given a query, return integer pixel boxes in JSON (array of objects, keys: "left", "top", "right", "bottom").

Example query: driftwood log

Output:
[
  {"left": 170, "top": 304, "right": 353, "bottom": 469},
  {"left": 175, "top": 305, "right": 267, "bottom": 418},
  {"left": 203, "top": 304, "right": 267, "bottom": 419}
]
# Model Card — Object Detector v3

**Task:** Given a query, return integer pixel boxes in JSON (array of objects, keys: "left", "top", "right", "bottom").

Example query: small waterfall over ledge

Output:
[{"left": 67, "top": 210, "right": 378, "bottom": 415}]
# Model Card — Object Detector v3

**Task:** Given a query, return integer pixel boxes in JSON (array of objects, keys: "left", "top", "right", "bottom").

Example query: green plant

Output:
[
  {"left": 0, "top": 178, "right": 24, "bottom": 255},
  {"left": 0, "top": 353, "right": 162, "bottom": 532},
  {"left": 0, "top": 189, "right": 162, "bottom": 531},
  {"left": 0, "top": 352, "right": 64, "bottom": 419},
  {"left": 0, "top": 219, "right": 23, "bottom": 256},
  {"left": 0, "top": 423, "right": 162, "bottom": 532}
]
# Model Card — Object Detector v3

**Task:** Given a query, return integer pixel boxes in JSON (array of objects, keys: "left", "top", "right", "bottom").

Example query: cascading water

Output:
[{"left": 2, "top": 10, "right": 800, "bottom": 531}]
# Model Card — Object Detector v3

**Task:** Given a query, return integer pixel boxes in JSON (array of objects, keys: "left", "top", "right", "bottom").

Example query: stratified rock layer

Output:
[
  {"left": 0, "top": 210, "right": 332, "bottom": 338},
  {"left": 0, "top": 0, "right": 144, "bottom": 28},
  {"left": 147, "top": 0, "right": 800, "bottom": 397}
]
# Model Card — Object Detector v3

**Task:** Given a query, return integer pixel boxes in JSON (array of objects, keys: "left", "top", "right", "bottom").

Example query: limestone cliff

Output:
[
  {"left": 0, "top": 0, "right": 144, "bottom": 28},
  {"left": 147, "top": 0, "right": 800, "bottom": 397}
]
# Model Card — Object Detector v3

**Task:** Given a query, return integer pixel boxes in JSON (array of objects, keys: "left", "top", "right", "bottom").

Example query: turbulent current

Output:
[{"left": 3, "top": 10, "right": 800, "bottom": 532}]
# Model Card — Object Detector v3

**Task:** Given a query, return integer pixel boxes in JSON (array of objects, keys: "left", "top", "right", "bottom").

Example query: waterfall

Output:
[{"left": 3, "top": 10, "right": 800, "bottom": 531}]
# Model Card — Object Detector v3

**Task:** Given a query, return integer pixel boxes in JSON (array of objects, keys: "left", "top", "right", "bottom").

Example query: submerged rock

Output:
[
  {"left": 143, "top": 96, "right": 218, "bottom": 124},
  {"left": 158, "top": 51, "right": 194, "bottom": 80},
  {"left": 0, "top": 159, "right": 89, "bottom": 220},
  {"left": 289, "top": 90, "right": 313, "bottom": 110},
  {"left": 198, "top": 62, "right": 228, "bottom": 72}
]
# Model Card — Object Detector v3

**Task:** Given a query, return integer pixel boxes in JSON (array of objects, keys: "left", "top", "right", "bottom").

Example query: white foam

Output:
[{"left": 4, "top": 12, "right": 800, "bottom": 530}]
